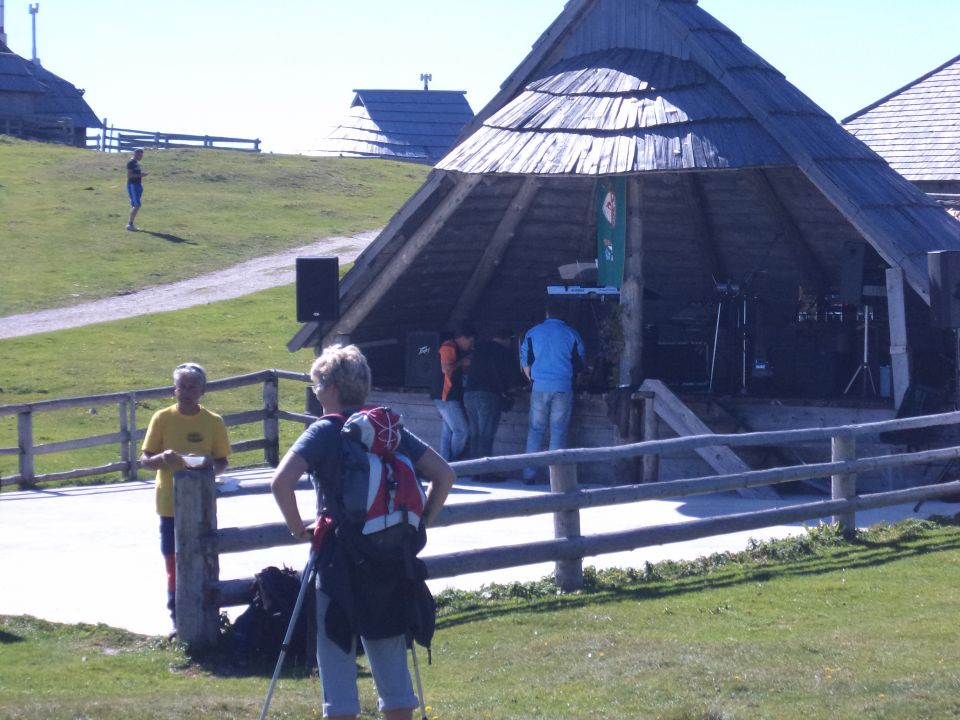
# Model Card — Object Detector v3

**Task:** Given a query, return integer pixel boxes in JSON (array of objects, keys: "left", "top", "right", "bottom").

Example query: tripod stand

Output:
[{"left": 844, "top": 304, "right": 876, "bottom": 396}]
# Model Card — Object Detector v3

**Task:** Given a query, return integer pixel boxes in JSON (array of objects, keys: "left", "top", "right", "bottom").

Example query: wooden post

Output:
[
  {"left": 885, "top": 267, "right": 911, "bottom": 409},
  {"left": 119, "top": 399, "right": 130, "bottom": 481},
  {"left": 619, "top": 176, "right": 644, "bottom": 387},
  {"left": 263, "top": 374, "right": 280, "bottom": 467},
  {"left": 550, "top": 462, "right": 582, "bottom": 591},
  {"left": 638, "top": 390, "right": 659, "bottom": 482},
  {"left": 17, "top": 411, "right": 34, "bottom": 488},
  {"left": 127, "top": 393, "right": 139, "bottom": 481},
  {"left": 174, "top": 468, "right": 220, "bottom": 650},
  {"left": 831, "top": 435, "right": 857, "bottom": 539}
]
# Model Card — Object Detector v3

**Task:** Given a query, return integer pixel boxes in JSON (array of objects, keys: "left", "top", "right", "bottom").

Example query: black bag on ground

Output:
[{"left": 231, "top": 565, "right": 314, "bottom": 665}]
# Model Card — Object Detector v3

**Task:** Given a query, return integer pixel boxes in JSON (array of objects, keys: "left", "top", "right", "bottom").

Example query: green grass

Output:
[
  {"left": 3, "top": 520, "right": 960, "bottom": 719},
  {"left": 0, "top": 136, "right": 428, "bottom": 315}
]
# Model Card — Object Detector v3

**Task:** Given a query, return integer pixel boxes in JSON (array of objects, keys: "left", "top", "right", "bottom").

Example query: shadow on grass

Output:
[
  {"left": 435, "top": 519, "right": 960, "bottom": 630},
  {"left": 0, "top": 629, "right": 24, "bottom": 644},
  {"left": 140, "top": 230, "right": 196, "bottom": 245}
]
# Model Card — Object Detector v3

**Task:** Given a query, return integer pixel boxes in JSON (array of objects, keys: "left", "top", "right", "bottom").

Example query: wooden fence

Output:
[
  {"left": 0, "top": 369, "right": 310, "bottom": 489},
  {"left": 173, "top": 405, "right": 960, "bottom": 649},
  {"left": 90, "top": 120, "right": 261, "bottom": 153}
]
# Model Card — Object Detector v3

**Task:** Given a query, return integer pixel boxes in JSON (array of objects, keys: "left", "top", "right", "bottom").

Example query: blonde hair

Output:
[{"left": 310, "top": 344, "right": 370, "bottom": 407}]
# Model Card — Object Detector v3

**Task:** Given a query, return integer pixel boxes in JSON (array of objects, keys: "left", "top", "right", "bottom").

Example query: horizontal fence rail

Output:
[
  {"left": 169, "top": 402, "right": 960, "bottom": 648},
  {"left": 90, "top": 120, "right": 261, "bottom": 153},
  {"left": 8, "top": 371, "right": 960, "bottom": 650},
  {"left": 0, "top": 369, "right": 310, "bottom": 489}
]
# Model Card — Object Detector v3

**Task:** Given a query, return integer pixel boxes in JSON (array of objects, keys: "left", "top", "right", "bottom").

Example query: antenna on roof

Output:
[
  {"left": 0, "top": 0, "right": 7, "bottom": 46},
  {"left": 28, "top": 2, "right": 39, "bottom": 64},
  {"left": 420, "top": 73, "right": 432, "bottom": 91}
]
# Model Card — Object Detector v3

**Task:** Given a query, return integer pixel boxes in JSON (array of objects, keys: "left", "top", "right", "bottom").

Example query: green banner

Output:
[{"left": 596, "top": 177, "right": 626, "bottom": 289}]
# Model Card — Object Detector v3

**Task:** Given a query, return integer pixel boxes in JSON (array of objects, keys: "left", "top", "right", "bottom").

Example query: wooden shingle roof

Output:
[
  {"left": 0, "top": 49, "right": 98, "bottom": 127},
  {"left": 316, "top": 89, "right": 474, "bottom": 163},
  {"left": 0, "top": 50, "right": 45, "bottom": 94},
  {"left": 290, "top": 0, "right": 960, "bottom": 358},
  {"left": 28, "top": 63, "right": 100, "bottom": 127},
  {"left": 842, "top": 53, "right": 960, "bottom": 183}
]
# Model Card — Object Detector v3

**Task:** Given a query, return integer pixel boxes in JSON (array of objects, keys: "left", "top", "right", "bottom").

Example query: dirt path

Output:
[{"left": 0, "top": 230, "right": 380, "bottom": 340}]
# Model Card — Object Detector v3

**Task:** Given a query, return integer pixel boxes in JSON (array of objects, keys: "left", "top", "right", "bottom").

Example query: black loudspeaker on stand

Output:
[
  {"left": 405, "top": 332, "right": 439, "bottom": 389},
  {"left": 928, "top": 250, "right": 960, "bottom": 410},
  {"left": 295, "top": 257, "right": 339, "bottom": 323}
]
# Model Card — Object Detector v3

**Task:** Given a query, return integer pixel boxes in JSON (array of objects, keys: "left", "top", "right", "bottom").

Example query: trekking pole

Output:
[
  {"left": 259, "top": 549, "right": 318, "bottom": 720},
  {"left": 410, "top": 641, "right": 429, "bottom": 720}
]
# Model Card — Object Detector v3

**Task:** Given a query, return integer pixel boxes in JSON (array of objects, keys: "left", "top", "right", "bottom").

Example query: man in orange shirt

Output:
[{"left": 429, "top": 324, "right": 476, "bottom": 461}]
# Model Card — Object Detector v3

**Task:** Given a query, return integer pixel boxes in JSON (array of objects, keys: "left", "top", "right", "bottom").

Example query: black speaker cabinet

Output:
[
  {"left": 839, "top": 241, "right": 866, "bottom": 307},
  {"left": 405, "top": 331, "right": 439, "bottom": 389},
  {"left": 928, "top": 250, "right": 960, "bottom": 329},
  {"left": 295, "top": 257, "right": 339, "bottom": 323}
]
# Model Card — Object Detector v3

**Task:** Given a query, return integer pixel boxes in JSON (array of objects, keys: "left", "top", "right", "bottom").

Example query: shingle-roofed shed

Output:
[
  {"left": 843, "top": 53, "right": 960, "bottom": 201},
  {"left": 0, "top": 43, "right": 99, "bottom": 146},
  {"left": 291, "top": 0, "right": 960, "bottom": 405},
  {"left": 315, "top": 89, "right": 474, "bottom": 164}
]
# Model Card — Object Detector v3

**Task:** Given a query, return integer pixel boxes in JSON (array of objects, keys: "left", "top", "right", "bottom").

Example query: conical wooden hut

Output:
[{"left": 290, "top": 0, "right": 960, "bottom": 486}]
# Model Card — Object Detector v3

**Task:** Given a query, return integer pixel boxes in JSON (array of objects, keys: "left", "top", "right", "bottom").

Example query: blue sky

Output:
[{"left": 3, "top": 1, "right": 958, "bottom": 154}]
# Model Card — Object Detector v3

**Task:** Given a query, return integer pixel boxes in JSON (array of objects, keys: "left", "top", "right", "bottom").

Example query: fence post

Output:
[
  {"left": 17, "top": 411, "right": 35, "bottom": 489},
  {"left": 640, "top": 391, "right": 659, "bottom": 482},
  {"left": 174, "top": 468, "right": 220, "bottom": 650},
  {"left": 551, "top": 462, "right": 582, "bottom": 591},
  {"left": 119, "top": 398, "right": 130, "bottom": 480},
  {"left": 263, "top": 373, "right": 280, "bottom": 467},
  {"left": 126, "top": 393, "right": 139, "bottom": 481},
  {"left": 831, "top": 434, "right": 857, "bottom": 539}
]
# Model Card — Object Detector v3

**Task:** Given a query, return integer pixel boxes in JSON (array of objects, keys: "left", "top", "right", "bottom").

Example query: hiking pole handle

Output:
[{"left": 259, "top": 549, "right": 318, "bottom": 720}]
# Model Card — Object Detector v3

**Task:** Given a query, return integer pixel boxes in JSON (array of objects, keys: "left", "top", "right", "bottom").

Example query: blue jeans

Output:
[
  {"left": 433, "top": 399, "right": 469, "bottom": 461},
  {"left": 524, "top": 390, "right": 574, "bottom": 481},
  {"left": 463, "top": 391, "right": 501, "bottom": 459}
]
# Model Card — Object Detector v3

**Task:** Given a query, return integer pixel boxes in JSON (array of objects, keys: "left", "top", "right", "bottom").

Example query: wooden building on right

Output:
[{"left": 843, "top": 53, "right": 960, "bottom": 218}]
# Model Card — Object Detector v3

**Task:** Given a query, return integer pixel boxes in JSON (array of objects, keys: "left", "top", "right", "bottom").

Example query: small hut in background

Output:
[
  {"left": 315, "top": 88, "right": 474, "bottom": 164},
  {"left": 843, "top": 53, "right": 960, "bottom": 218},
  {"left": 0, "top": 39, "right": 99, "bottom": 146},
  {"left": 290, "top": 0, "right": 960, "bottom": 488}
]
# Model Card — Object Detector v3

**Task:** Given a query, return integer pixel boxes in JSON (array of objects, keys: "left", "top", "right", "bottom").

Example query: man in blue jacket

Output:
[{"left": 519, "top": 302, "right": 585, "bottom": 484}]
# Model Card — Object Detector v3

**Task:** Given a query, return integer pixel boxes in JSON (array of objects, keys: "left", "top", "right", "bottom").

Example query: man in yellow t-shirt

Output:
[{"left": 140, "top": 363, "right": 230, "bottom": 629}]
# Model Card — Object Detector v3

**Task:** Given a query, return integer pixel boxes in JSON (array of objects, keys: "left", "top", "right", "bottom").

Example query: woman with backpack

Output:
[{"left": 271, "top": 344, "right": 455, "bottom": 720}]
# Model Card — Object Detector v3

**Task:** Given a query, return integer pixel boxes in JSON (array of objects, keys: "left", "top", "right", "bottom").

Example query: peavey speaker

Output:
[
  {"left": 839, "top": 241, "right": 866, "bottom": 307},
  {"left": 295, "top": 257, "right": 339, "bottom": 323},
  {"left": 928, "top": 250, "right": 960, "bottom": 329},
  {"left": 405, "top": 331, "right": 439, "bottom": 389}
]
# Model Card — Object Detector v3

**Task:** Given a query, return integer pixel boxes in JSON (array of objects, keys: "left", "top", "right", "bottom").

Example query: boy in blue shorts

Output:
[{"left": 126, "top": 148, "right": 147, "bottom": 231}]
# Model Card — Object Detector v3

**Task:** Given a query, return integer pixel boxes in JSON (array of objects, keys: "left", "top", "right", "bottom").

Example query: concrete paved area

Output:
[{"left": 1, "top": 467, "right": 950, "bottom": 637}]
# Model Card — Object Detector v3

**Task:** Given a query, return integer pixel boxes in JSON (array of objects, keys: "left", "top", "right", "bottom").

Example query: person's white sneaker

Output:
[{"left": 126, "top": 224, "right": 139, "bottom": 232}]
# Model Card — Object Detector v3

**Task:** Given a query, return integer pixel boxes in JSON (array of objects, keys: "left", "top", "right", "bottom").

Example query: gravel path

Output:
[{"left": 0, "top": 230, "right": 380, "bottom": 339}]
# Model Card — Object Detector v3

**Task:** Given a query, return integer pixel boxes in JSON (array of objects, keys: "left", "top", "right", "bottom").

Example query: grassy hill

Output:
[{"left": 0, "top": 136, "right": 429, "bottom": 315}]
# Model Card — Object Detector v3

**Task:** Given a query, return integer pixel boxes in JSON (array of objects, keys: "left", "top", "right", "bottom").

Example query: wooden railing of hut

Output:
[
  {"left": 173, "top": 405, "right": 960, "bottom": 649},
  {"left": 0, "top": 369, "right": 309, "bottom": 489}
]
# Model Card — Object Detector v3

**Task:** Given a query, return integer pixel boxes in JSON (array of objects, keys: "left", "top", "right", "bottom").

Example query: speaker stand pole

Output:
[
  {"left": 709, "top": 299, "right": 723, "bottom": 393},
  {"left": 954, "top": 328, "right": 960, "bottom": 410},
  {"left": 844, "top": 304, "right": 876, "bottom": 396}
]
